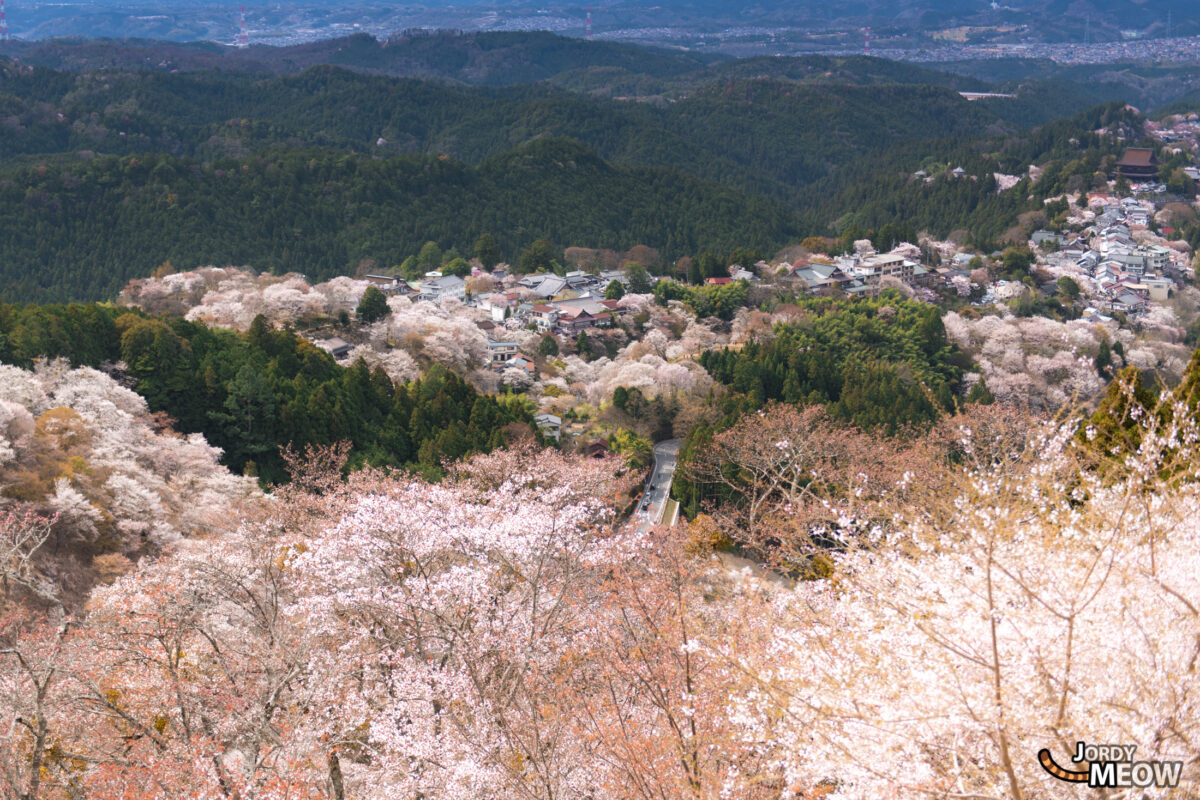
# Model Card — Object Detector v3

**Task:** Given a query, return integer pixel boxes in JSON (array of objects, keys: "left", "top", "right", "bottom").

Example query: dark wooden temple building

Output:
[{"left": 1115, "top": 148, "right": 1159, "bottom": 181}]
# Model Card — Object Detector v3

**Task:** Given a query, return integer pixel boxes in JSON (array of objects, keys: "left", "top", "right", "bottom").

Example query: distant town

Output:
[{"left": 5, "top": 0, "right": 1200, "bottom": 67}]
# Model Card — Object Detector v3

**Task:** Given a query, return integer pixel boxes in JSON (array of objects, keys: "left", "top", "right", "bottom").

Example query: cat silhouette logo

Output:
[{"left": 1039, "top": 741, "right": 1183, "bottom": 789}]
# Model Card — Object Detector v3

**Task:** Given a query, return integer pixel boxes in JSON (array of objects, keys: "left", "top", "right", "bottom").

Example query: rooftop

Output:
[{"left": 1117, "top": 147, "right": 1158, "bottom": 167}]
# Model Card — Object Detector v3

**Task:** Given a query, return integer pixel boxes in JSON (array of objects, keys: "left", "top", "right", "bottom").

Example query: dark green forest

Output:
[
  {"left": 800, "top": 102, "right": 1146, "bottom": 250},
  {"left": 673, "top": 293, "right": 970, "bottom": 515},
  {"left": 0, "top": 140, "right": 799, "bottom": 301},
  {"left": 0, "top": 61, "right": 1022, "bottom": 199},
  {"left": 698, "top": 293, "right": 963, "bottom": 430},
  {"left": 0, "top": 302, "right": 534, "bottom": 482}
]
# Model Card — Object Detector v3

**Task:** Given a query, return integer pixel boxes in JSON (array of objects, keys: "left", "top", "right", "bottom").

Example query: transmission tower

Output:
[
  {"left": 1, "top": 0, "right": 9, "bottom": 43},
  {"left": 237, "top": 5, "right": 248, "bottom": 48},
  {"left": 586, "top": 8, "right": 592, "bottom": 39},
  {"left": 864, "top": 26, "right": 871, "bottom": 54}
]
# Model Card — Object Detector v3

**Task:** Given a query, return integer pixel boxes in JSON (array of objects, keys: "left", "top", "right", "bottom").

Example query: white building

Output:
[{"left": 418, "top": 275, "right": 466, "bottom": 301}]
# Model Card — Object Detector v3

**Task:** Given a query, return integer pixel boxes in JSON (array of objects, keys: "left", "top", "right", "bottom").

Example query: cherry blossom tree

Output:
[
  {"left": 0, "top": 360, "right": 259, "bottom": 601},
  {"left": 942, "top": 311, "right": 1138, "bottom": 408},
  {"left": 0, "top": 607, "right": 81, "bottom": 800},
  {"left": 0, "top": 510, "right": 57, "bottom": 604},
  {"left": 724, "top": 392, "right": 1200, "bottom": 798},
  {"left": 285, "top": 447, "right": 641, "bottom": 799},
  {"left": 684, "top": 404, "right": 927, "bottom": 563}
]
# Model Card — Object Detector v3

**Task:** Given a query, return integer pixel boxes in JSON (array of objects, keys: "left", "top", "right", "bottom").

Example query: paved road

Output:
[{"left": 635, "top": 439, "right": 680, "bottom": 532}]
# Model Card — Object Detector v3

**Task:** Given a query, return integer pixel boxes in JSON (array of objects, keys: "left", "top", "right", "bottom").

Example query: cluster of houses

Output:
[
  {"left": 1150, "top": 117, "right": 1200, "bottom": 160},
  {"left": 362, "top": 272, "right": 466, "bottom": 302},
  {"left": 480, "top": 269, "right": 637, "bottom": 373},
  {"left": 774, "top": 248, "right": 935, "bottom": 295},
  {"left": 1043, "top": 193, "right": 1190, "bottom": 316},
  {"left": 488, "top": 270, "right": 627, "bottom": 321},
  {"left": 482, "top": 270, "right": 629, "bottom": 328}
]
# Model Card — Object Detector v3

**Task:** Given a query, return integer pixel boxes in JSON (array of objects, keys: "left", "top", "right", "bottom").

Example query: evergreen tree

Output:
[
  {"left": 517, "top": 239, "right": 558, "bottom": 275},
  {"left": 626, "top": 262, "right": 653, "bottom": 293},
  {"left": 417, "top": 241, "right": 443, "bottom": 274},
  {"left": 1094, "top": 339, "right": 1113, "bottom": 376},
  {"left": 475, "top": 233, "right": 502, "bottom": 270},
  {"left": 604, "top": 280, "right": 625, "bottom": 300},
  {"left": 699, "top": 251, "right": 725, "bottom": 280},
  {"left": 965, "top": 376, "right": 995, "bottom": 405},
  {"left": 209, "top": 363, "right": 278, "bottom": 474},
  {"left": 356, "top": 286, "right": 390, "bottom": 323},
  {"left": 1057, "top": 276, "right": 1081, "bottom": 302},
  {"left": 1080, "top": 365, "right": 1158, "bottom": 466},
  {"left": 576, "top": 332, "right": 595, "bottom": 361},
  {"left": 538, "top": 334, "right": 559, "bottom": 357}
]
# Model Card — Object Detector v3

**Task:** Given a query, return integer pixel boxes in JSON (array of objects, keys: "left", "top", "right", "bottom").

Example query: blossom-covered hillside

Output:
[
  {"left": 3, "top": 374, "right": 1200, "bottom": 797},
  {"left": 0, "top": 359, "right": 259, "bottom": 604}
]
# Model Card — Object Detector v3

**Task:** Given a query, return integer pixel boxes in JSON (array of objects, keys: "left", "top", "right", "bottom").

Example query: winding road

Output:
[{"left": 634, "top": 439, "right": 680, "bottom": 533}]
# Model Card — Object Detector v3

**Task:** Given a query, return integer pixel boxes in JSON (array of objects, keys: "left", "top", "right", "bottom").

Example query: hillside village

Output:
[
  {"left": 98, "top": 111, "right": 1200, "bottom": 468},
  {"left": 117, "top": 157, "right": 1200, "bottom": 459}
]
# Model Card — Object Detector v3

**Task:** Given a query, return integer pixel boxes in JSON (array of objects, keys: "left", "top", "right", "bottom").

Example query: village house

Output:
[
  {"left": 1142, "top": 244, "right": 1171, "bottom": 273},
  {"left": 487, "top": 339, "right": 520, "bottom": 365},
  {"left": 596, "top": 298, "right": 625, "bottom": 317},
  {"left": 1082, "top": 307, "right": 1114, "bottom": 323},
  {"left": 363, "top": 274, "right": 410, "bottom": 294},
  {"left": 506, "top": 355, "right": 537, "bottom": 375},
  {"left": 518, "top": 274, "right": 569, "bottom": 300},
  {"left": 1105, "top": 289, "right": 1149, "bottom": 315},
  {"left": 842, "top": 252, "right": 918, "bottom": 284},
  {"left": 563, "top": 270, "right": 594, "bottom": 290},
  {"left": 1141, "top": 276, "right": 1173, "bottom": 301},
  {"left": 418, "top": 275, "right": 466, "bottom": 301},
  {"left": 531, "top": 304, "right": 559, "bottom": 330},
  {"left": 318, "top": 337, "right": 353, "bottom": 360},
  {"left": 597, "top": 269, "right": 628, "bottom": 287},
  {"left": 484, "top": 292, "right": 521, "bottom": 323},
  {"left": 1030, "top": 230, "right": 1065, "bottom": 249},
  {"left": 792, "top": 263, "right": 855, "bottom": 294},
  {"left": 534, "top": 413, "right": 562, "bottom": 441},
  {"left": 554, "top": 301, "right": 612, "bottom": 333}
]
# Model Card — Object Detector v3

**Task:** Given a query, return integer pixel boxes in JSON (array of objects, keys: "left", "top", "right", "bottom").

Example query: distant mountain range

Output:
[
  {"left": 0, "top": 48, "right": 1102, "bottom": 199},
  {"left": 2, "top": 0, "right": 1200, "bottom": 48},
  {"left": 4, "top": 28, "right": 1200, "bottom": 112}
]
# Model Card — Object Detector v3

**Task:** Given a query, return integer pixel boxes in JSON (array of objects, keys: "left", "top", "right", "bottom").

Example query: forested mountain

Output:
[
  {"left": 0, "top": 31, "right": 1035, "bottom": 95},
  {"left": 0, "top": 30, "right": 725, "bottom": 85},
  {"left": 796, "top": 101, "right": 1143, "bottom": 247},
  {"left": 939, "top": 58, "right": 1200, "bottom": 111},
  {"left": 0, "top": 36, "right": 1163, "bottom": 301},
  {"left": 0, "top": 62, "right": 1020, "bottom": 193},
  {"left": 3, "top": 28, "right": 1198, "bottom": 112},
  {"left": 0, "top": 140, "right": 800, "bottom": 301}
]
